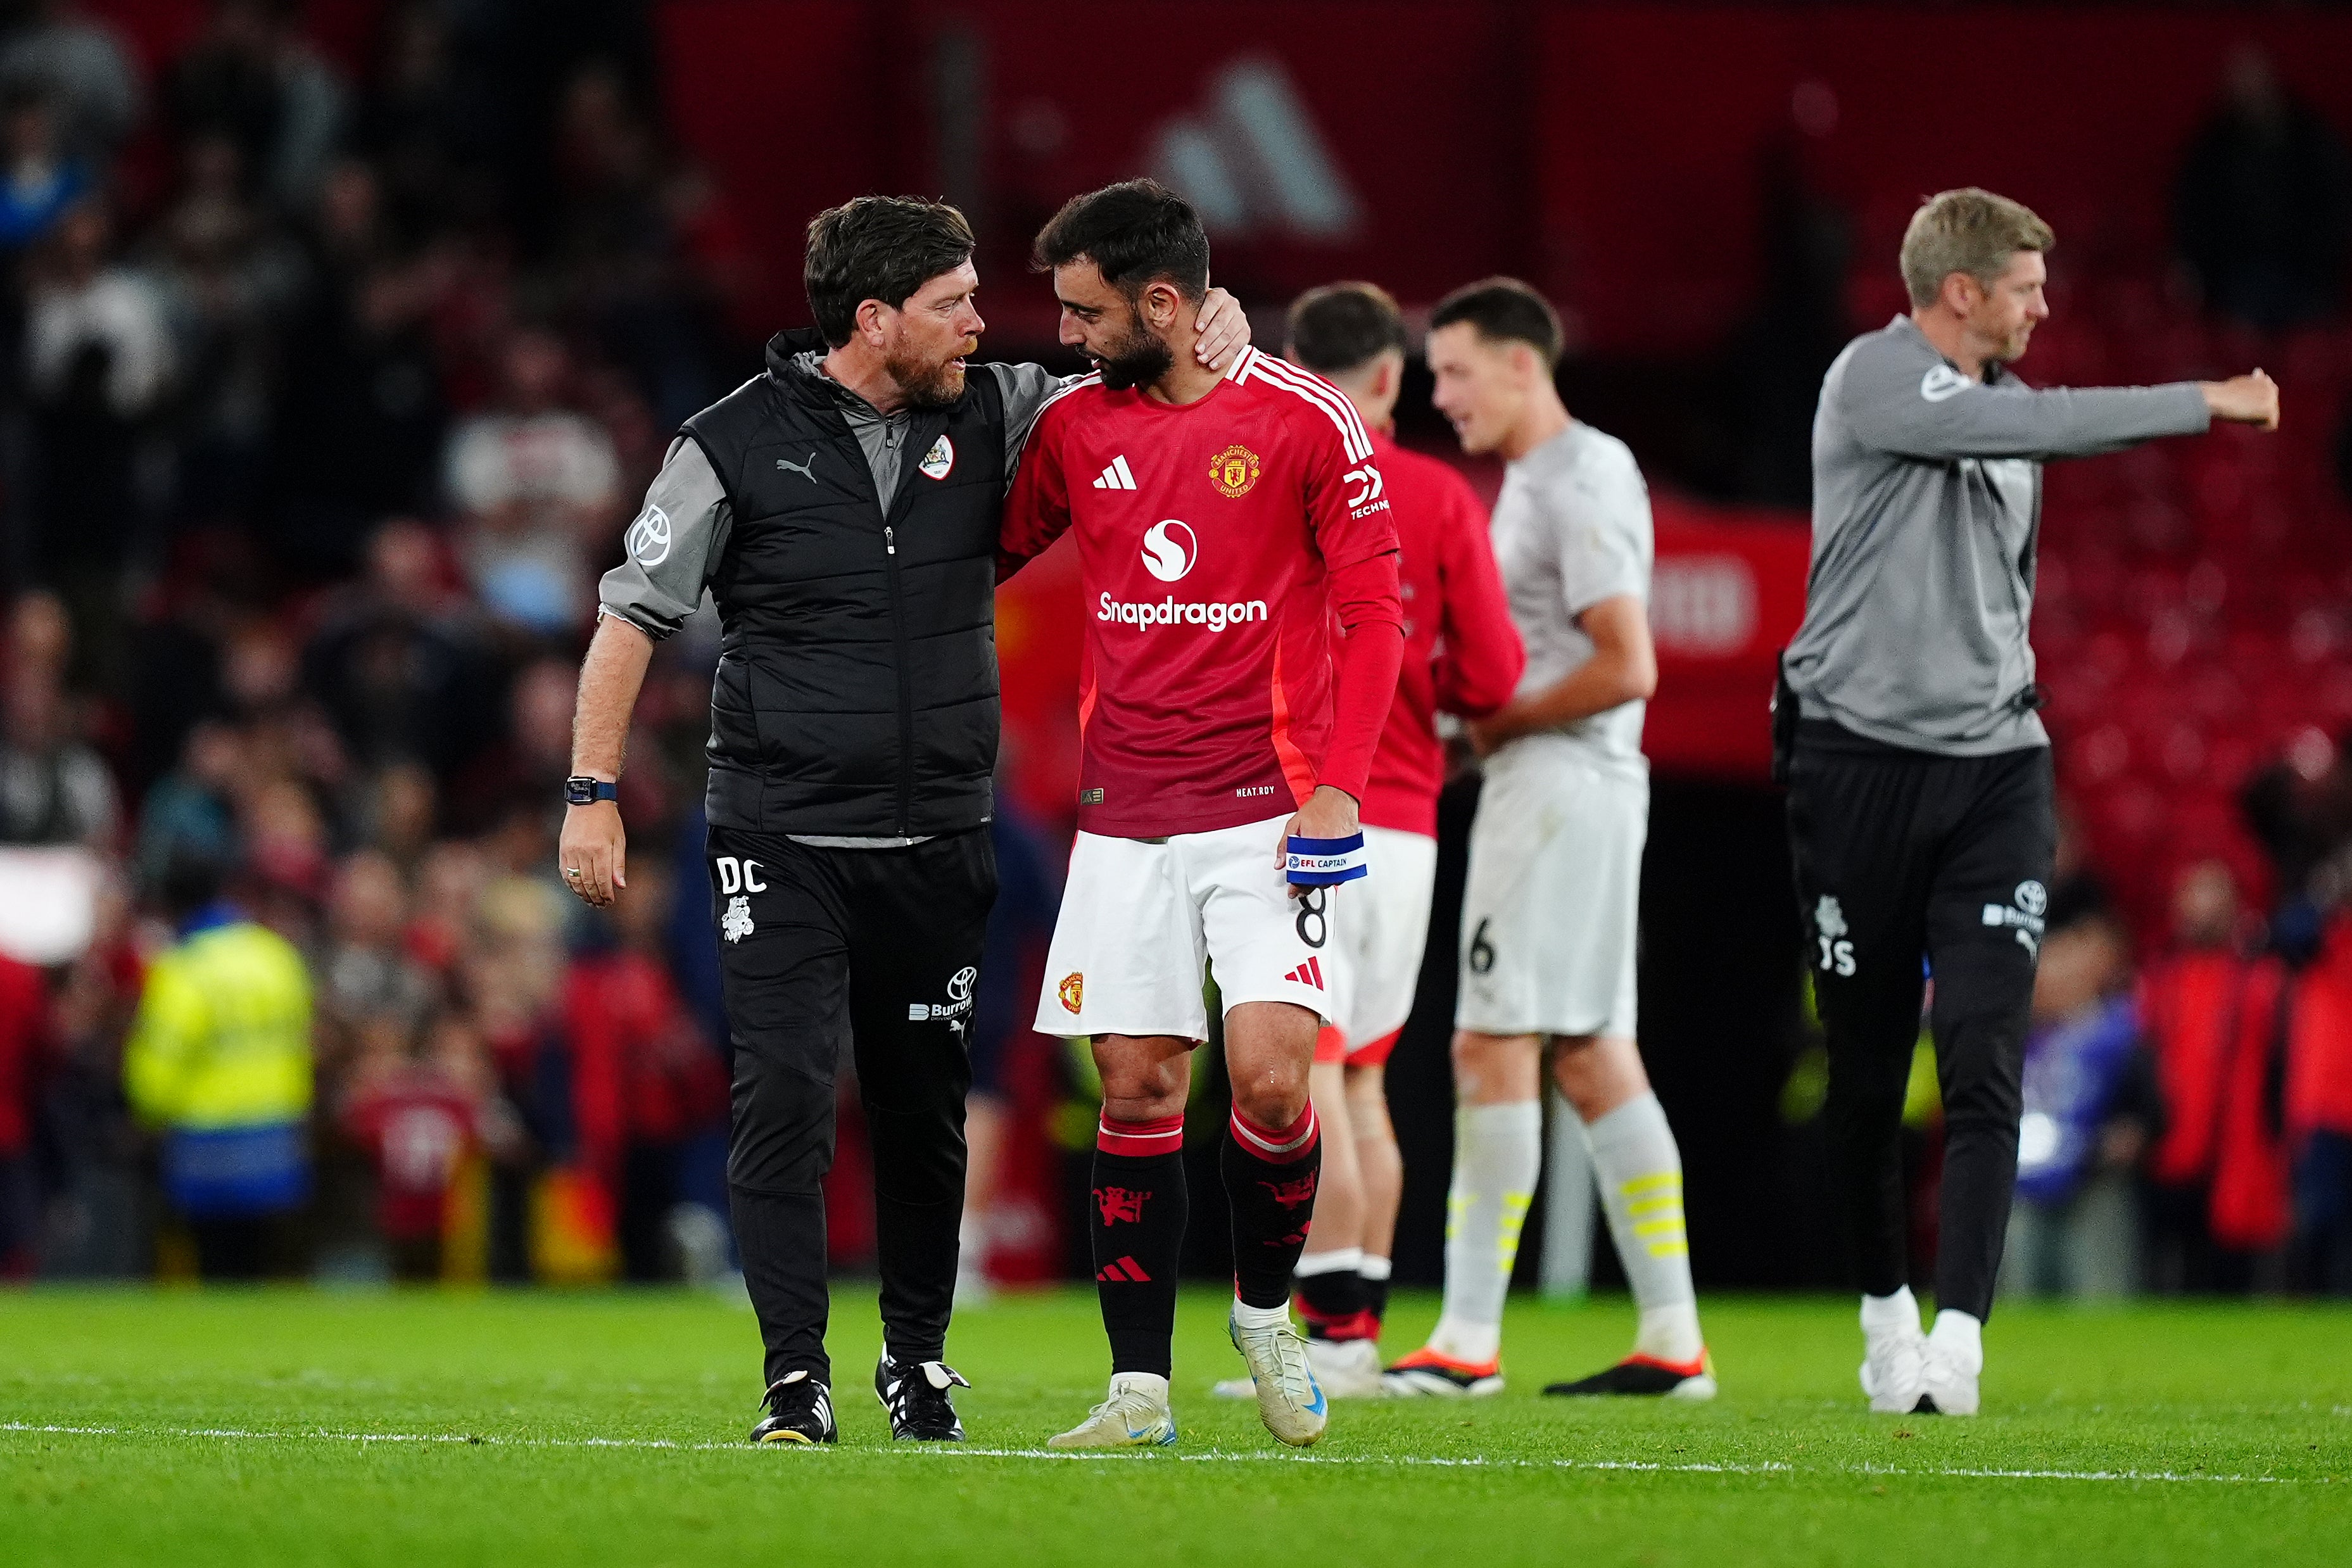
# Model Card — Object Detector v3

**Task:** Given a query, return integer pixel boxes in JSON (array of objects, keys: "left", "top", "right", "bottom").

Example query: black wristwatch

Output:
[{"left": 565, "top": 776, "right": 620, "bottom": 806}]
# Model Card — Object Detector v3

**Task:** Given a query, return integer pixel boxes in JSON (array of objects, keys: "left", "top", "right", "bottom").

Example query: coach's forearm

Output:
[{"left": 572, "top": 614, "right": 656, "bottom": 780}]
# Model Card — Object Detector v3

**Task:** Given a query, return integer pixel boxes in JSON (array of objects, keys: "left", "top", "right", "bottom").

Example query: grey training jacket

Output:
[{"left": 1784, "top": 315, "right": 2211, "bottom": 756}]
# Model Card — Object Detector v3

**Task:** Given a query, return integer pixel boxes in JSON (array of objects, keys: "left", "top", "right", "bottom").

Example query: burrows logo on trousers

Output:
[{"left": 1982, "top": 880, "right": 2049, "bottom": 958}]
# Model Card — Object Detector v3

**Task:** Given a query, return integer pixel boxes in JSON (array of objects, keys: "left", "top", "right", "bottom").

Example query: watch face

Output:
[{"left": 566, "top": 778, "right": 597, "bottom": 805}]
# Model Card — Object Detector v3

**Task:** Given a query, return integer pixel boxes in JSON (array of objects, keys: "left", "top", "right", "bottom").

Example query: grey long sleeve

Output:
[
  {"left": 1838, "top": 328, "right": 2210, "bottom": 462},
  {"left": 598, "top": 436, "right": 730, "bottom": 640}
]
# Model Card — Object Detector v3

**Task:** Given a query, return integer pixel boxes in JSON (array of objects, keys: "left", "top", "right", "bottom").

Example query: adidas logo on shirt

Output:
[
  {"left": 1092, "top": 455, "right": 1138, "bottom": 490},
  {"left": 1284, "top": 958, "right": 1327, "bottom": 990}
]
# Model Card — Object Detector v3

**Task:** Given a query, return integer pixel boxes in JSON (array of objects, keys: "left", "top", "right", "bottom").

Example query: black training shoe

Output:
[
  {"left": 749, "top": 1369, "right": 838, "bottom": 1445},
  {"left": 1543, "top": 1352, "right": 1717, "bottom": 1401},
  {"left": 875, "top": 1353, "right": 971, "bottom": 1441}
]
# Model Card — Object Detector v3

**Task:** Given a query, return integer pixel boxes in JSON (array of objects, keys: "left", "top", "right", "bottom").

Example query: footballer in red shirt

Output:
[
  {"left": 998, "top": 182, "right": 1403, "bottom": 1450},
  {"left": 1229, "top": 284, "right": 1522, "bottom": 1400}
]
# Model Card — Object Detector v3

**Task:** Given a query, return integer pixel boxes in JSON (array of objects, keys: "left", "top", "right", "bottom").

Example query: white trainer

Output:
[
  {"left": 1307, "top": 1337, "right": 1388, "bottom": 1399},
  {"left": 1046, "top": 1372, "right": 1179, "bottom": 1450},
  {"left": 1859, "top": 1329, "right": 1928, "bottom": 1415},
  {"left": 1227, "top": 1310, "right": 1328, "bottom": 1446},
  {"left": 1918, "top": 1343, "right": 1981, "bottom": 1416}
]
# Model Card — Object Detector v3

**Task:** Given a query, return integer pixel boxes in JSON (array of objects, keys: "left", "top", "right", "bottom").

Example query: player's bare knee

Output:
[{"left": 1092, "top": 1036, "right": 1190, "bottom": 1118}]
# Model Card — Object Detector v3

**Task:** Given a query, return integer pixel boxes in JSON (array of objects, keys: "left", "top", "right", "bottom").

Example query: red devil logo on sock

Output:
[
  {"left": 1259, "top": 1172, "right": 1318, "bottom": 1210},
  {"left": 1095, "top": 1186, "right": 1149, "bottom": 1225}
]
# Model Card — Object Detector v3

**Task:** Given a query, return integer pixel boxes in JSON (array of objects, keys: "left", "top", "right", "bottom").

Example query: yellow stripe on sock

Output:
[
  {"left": 1626, "top": 1195, "right": 1681, "bottom": 1217},
  {"left": 1646, "top": 1241, "right": 1689, "bottom": 1258},
  {"left": 1618, "top": 1172, "right": 1682, "bottom": 1198},
  {"left": 1631, "top": 1218, "right": 1685, "bottom": 1239},
  {"left": 1497, "top": 1192, "right": 1534, "bottom": 1250}
]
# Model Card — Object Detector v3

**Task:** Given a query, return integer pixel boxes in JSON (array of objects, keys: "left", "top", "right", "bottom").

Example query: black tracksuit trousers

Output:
[
  {"left": 1785, "top": 722, "right": 2055, "bottom": 1322},
  {"left": 710, "top": 826, "right": 996, "bottom": 1386}
]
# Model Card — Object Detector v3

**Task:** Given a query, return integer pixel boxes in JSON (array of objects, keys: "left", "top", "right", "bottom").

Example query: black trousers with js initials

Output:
[
  {"left": 1784, "top": 722, "right": 2054, "bottom": 1322},
  {"left": 710, "top": 825, "right": 996, "bottom": 1387}
]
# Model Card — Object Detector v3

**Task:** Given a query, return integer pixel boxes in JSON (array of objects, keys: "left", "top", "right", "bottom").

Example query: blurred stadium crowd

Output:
[
  {"left": 0, "top": 1, "right": 2346, "bottom": 1300},
  {"left": 0, "top": 0, "right": 759, "bottom": 1286}
]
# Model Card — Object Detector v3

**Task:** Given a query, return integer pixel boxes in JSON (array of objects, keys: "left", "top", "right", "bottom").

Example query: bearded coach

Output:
[
  {"left": 560, "top": 196, "right": 1247, "bottom": 1446},
  {"left": 1781, "top": 187, "right": 2277, "bottom": 1420}
]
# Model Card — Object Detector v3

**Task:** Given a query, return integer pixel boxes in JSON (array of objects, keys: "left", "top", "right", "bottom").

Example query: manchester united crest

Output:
[
  {"left": 1208, "top": 443, "right": 1261, "bottom": 498},
  {"left": 1058, "top": 972, "right": 1085, "bottom": 1013}
]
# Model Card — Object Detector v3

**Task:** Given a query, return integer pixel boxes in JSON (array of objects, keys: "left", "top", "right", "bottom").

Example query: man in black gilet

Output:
[{"left": 559, "top": 196, "right": 1248, "bottom": 1445}]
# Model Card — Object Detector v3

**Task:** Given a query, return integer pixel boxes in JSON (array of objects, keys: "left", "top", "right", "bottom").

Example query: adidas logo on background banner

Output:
[
  {"left": 1284, "top": 957, "right": 1326, "bottom": 990},
  {"left": 1092, "top": 455, "right": 1138, "bottom": 490}
]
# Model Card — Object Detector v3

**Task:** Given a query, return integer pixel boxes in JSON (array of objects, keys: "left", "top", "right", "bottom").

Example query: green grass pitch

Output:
[{"left": 4, "top": 1287, "right": 2347, "bottom": 1566}]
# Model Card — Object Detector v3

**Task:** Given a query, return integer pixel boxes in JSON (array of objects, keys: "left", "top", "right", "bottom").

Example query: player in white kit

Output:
[{"left": 1386, "top": 279, "right": 1714, "bottom": 1401}]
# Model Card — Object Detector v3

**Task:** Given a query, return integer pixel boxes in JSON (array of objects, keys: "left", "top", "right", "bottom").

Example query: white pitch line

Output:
[{"left": 1, "top": 1421, "right": 2321, "bottom": 1486}]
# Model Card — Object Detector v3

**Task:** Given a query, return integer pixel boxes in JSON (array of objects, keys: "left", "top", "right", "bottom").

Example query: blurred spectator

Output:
[
  {"left": 443, "top": 325, "right": 619, "bottom": 635},
  {"left": 132, "top": 717, "right": 243, "bottom": 894},
  {"left": 341, "top": 1009, "right": 509, "bottom": 1282},
  {"left": 2139, "top": 859, "right": 2252, "bottom": 1291},
  {"left": 150, "top": 130, "right": 307, "bottom": 525},
  {"left": 0, "top": 0, "right": 142, "bottom": 166},
  {"left": 562, "top": 861, "right": 723, "bottom": 1280},
  {"left": 465, "top": 869, "right": 567, "bottom": 1280},
  {"left": 121, "top": 852, "right": 313, "bottom": 1279},
  {"left": 163, "top": 0, "right": 346, "bottom": 215},
  {"left": 35, "top": 869, "right": 142, "bottom": 1276},
  {"left": 451, "top": 654, "right": 578, "bottom": 835},
  {"left": 0, "top": 593, "right": 115, "bottom": 847},
  {"left": 2005, "top": 911, "right": 2163, "bottom": 1298},
  {"left": 546, "top": 61, "right": 731, "bottom": 427},
  {"left": 2286, "top": 916, "right": 2352, "bottom": 1293},
  {"left": 2173, "top": 45, "right": 2352, "bottom": 332},
  {"left": 2239, "top": 730, "right": 2352, "bottom": 963},
  {"left": 269, "top": 159, "right": 448, "bottom": 574},
  {"left": 402, "top": 836, "right": 483, "bottom": 978},
  {"left": 0, "top": 82, "right": 86, "bottom": 250},
  {"left": 21, "top": 198, "right": 169, "bottom": 590},
  {"left": 0, "top": 946, "right": 50, "bottom": 1277},
  {"left": 301, "top": 517, "right": 503, "bottom": 784},
  {"left": 353, "top": 0, "right": 496, "bottom": 236},
  {"left": 316, "top": 849, "right": 435, "bottom": 1073}
]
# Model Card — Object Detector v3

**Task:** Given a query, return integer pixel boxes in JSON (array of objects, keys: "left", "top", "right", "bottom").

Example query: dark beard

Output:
[
  {"left": 885, "top": 345, "right": 968, "bottom": 410},
  {"left": 1094, "top": 318, "right": 1173, "bottom": 391}
]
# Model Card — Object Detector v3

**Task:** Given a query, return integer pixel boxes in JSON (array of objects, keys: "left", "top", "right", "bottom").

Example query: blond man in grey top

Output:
[{"left": 1783, "top": 189, "right": 2275, "bottom": 1419}]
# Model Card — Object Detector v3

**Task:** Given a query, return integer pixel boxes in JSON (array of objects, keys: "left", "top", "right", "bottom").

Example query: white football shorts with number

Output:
[
  {"left": 1036, "top": 812, "right": 1343, "bottom": 1040},
  {"left": 1316, "top": 825, "right": 1439, "bottom": 1063},
  {"left": 1455, "top": 740, "right": 1646, "bottom": 1040}
]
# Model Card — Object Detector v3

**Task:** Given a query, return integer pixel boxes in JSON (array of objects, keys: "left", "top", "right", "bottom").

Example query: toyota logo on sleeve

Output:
[
  {"left": 626, "top": 505, "right": 671, "bottom": 566},
  {"left": 1140, "top": 519, "right": 1198, "bottom": 581}
]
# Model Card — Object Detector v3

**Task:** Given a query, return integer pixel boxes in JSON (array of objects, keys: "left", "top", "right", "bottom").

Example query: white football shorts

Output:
[
  {"left": 1036, "top": 812, "right": 1342, "bottom": 1041},
  {"left": 1455, "top": 741, "right": 1647, "bottom": 1040},
  {"left": 1317, "top": 825, "right": 1438, "bottom": 1063}
]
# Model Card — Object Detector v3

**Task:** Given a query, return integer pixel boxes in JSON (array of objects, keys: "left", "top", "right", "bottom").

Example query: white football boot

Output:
[
  {"left": 1215, "top": 1337, "right": 1384, "bottom": 1401},
  {"left": 1228, "top": 1308, "right": 1328, "bottom": 1446},
  {"left": 1046, "top": 1372, "right": 1179, "bottom": 1450}
]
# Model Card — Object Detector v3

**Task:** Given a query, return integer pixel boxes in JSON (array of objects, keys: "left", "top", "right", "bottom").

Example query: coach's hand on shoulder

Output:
[
  {"left": 560, "top": 798, "right": 626, "bottom": 908},
  {"left": 2202, "top": 369, "right": 2280, "bottom": 431},
  {"left": 1193, "top": 286, "right": 1250, "bottom": 371}
]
